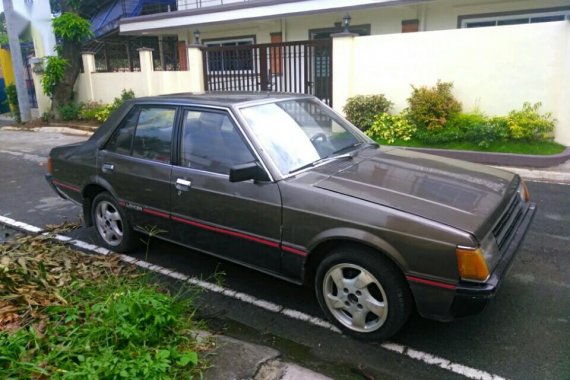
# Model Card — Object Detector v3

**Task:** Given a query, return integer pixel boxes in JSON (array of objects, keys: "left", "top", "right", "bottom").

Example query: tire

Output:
[
  {"left": 315, "top": 245, "right": 412, "bottom": 341},
  {"left": 91, "top": 192, "right": 137, "bottom": 252}
]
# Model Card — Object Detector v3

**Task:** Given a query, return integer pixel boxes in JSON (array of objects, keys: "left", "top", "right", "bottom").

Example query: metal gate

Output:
[{"left": 202, "top": 39, "right": 333, "bottom": 105}]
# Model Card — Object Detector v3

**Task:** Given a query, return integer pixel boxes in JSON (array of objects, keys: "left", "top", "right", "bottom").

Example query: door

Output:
[
  {"left": 98, "top": 105, "right": 177, "bottom": 232},
  {"left": 170, "top": 108, "right": 282, "bottom": 272}
]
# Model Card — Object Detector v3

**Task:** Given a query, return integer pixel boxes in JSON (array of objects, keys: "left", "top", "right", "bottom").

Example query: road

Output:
[{"left": 1, "top": 130, "right": 569, "bottom": 379}]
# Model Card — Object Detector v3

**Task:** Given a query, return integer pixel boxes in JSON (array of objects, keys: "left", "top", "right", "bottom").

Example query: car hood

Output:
[{"left": 313, "top": 147, "right": 517, "bottom": 235}]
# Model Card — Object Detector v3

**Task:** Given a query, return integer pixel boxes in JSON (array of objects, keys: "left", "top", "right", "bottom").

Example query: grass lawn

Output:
[
  {"left": 374, "top": 138, "right": 567, "bottom": 155},
  {"left": 0, "top": 232, "right": 209, "bottom": 378}
]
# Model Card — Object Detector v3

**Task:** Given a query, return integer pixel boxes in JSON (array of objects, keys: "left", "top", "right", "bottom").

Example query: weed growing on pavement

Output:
[{"left": 0, "top": 234, "right": 210, "bottom": 378}]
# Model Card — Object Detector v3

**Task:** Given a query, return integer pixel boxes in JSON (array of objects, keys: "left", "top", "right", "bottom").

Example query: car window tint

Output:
[
  {"left": 105, "top": 109, "right": 139, "bottom": 154},
  {"left": 132, "top": 107, "right": 176, "bottom": 164},
  {"left": 181, "top": 110, "right": 254, "bottom": 174}
]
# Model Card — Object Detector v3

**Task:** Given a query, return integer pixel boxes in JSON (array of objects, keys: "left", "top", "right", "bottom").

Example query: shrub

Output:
[
  {"left": 343, "top": 94, "right": 393, "bottom": 132},
  {"left": 79, "top": 101, "right": 106, "bottom": 121},
  {"left": 366, "top": 112, "right": 416, "bottom": 143},
  {"left": 506, "top": 102, "right": 556, "bottom": 141},
  {"left": 448, "top": 112, "right": 498, "bottom": 148},
  {"left": 5, "top": 84, "right": 20, "bottom": 123},
  {"left": 407, "top": 80, "right": 462, "bottom": 131},
  {"left": 414, "top": 124, "right": 463, "bottom": 144},
  {"left": 58, "top": 102, "right": 83, "bottom": 121},
  {"left": 94, "top": 89, "right": 136, "bottom": 122}
]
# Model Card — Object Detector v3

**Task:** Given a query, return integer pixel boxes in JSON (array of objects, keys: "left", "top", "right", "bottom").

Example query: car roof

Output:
[{"left": 136, "top": 92, "right": 315, "bottom": 107}]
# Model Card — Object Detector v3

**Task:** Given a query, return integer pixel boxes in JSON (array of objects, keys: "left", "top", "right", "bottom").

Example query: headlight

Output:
[
  {"left": 517, "top": 179, "right": 530, "bottom": 203},
  {"left": 456, "top": 234, "right": 499, "bottom": 282}
]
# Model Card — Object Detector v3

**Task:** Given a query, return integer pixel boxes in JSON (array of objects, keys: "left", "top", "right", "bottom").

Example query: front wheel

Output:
[
  {"left": 92, "top": 192, "right": 137, "bottom": 252},
  {"left": 315, "top": 246, "right": 412, "bottom": 341}
]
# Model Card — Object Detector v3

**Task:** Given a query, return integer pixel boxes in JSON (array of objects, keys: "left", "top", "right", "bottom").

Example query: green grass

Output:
[
  {"left": 374, "top": 138, "right": 567, "bottom": 155},
  {"left": 0, "top": 235, "right": 208, "bottom": 379}
]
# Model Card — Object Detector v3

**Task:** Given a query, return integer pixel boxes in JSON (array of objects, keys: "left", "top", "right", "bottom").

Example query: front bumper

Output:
[{"left": 412, "top": 202, "right": 537, "bottom": 321}]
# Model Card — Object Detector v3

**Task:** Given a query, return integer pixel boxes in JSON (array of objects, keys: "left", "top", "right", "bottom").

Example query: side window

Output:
[
  {"left": 105, "top": 109, "right": 139, "bottom": 154},
  {"left": 181, "top": 110, "right": 255, "bottom": 174},
  {"left": 132, "top": 107, "right": 176, "bottom": 163}
]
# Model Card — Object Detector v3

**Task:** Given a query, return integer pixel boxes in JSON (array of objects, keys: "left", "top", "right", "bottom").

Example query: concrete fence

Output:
[
  {"left": 332, "top": 21, "right": 570, "bottom": 145},
  {"left": 73, "top": 46, "right": 204, "bottom": 106}
]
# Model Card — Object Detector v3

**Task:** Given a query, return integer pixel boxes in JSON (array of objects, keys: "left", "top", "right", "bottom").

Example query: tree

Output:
[{"left": 43, "top": 0, "right": 92, "bottom": 116}]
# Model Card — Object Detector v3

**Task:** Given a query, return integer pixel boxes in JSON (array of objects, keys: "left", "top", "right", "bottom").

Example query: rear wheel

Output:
[
  {"left": 315, "top": 246, "right": 412, "bottom": 341},
  {"left": 92, "top": 192, "right": 137, "bottom": 252}
]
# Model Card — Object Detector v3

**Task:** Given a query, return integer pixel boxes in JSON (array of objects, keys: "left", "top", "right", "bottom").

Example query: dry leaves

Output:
[{"left": 0, "top": 233, "right": 133, "bottom": 331}]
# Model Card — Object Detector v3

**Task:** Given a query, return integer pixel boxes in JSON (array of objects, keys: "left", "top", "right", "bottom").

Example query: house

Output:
[{"left": 69, "top": 0, "right": 570, "bottom": 144}]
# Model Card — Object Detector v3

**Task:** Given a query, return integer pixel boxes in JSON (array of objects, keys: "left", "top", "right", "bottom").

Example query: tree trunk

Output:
[
  {"left": 51, "top": 40, "right": 82, "bottom": 115},
  {"left": 51, "top": 0, "right": 82, "bottom": 118}
]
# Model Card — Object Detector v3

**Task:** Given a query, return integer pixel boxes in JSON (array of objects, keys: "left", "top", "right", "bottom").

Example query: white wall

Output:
[
  {"left": 333, "top": 21, "right": 570, "bottom": 145},
  {"left": 74, "top": 48, "right": 202, "bottom": 104}
]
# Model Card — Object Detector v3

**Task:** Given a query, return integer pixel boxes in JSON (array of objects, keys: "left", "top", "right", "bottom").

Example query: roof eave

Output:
[{"left": 119, "top": 0, "right": 418, "bottom": 34}]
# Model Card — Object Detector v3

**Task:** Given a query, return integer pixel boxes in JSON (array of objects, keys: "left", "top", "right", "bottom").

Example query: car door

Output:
[
  {"left": 97, "top": 105, "right": 177, "bottom": 232},
  {"left": 170, "top": 107, "right": 282, "bottom": 273}
]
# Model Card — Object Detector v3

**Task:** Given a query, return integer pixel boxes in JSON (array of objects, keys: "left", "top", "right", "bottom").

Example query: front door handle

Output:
[
  {"left": 102, "top": 163, "right": 115, "bottom": 173},
  {"left": 175, "top": 178, "right": 192, "bottom": 191}
]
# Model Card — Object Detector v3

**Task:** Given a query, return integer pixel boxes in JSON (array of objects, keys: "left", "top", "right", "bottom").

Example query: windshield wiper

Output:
[
  {"left": 332, "top": 141, "right": 378, "bottom": 156},
  {"left": 289, "top": 153, "right": 354, "bottom": 174}
]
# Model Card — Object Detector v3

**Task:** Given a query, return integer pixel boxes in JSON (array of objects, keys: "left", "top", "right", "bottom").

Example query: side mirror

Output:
[{"left": 229, "top": 162, "right": 270, "bottom": 183}]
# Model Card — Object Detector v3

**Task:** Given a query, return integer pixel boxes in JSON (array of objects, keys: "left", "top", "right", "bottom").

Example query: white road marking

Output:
[{"left": 0, "top": 216, "right": 508, "bottom": 380}]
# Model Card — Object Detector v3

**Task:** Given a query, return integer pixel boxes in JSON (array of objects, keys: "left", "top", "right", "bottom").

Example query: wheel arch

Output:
[
  {"left": 81, "top": 179, "right": 118, "bottom": 227},
  {"left": 303, "top": 228, "right": 409, "bottom": 286}
]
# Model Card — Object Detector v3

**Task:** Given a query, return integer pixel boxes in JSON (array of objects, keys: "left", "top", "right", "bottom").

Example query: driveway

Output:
[{"left": 1, "top": 129, "right": 569, "bottom": 379}]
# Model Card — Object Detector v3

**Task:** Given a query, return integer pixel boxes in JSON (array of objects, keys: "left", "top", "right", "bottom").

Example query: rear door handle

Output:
[
  {"left": 102, "top": 163, "right": 115, "bottom": 173},
  {"left": 175, "top": 178, "right": 192, "bottom": 191}
]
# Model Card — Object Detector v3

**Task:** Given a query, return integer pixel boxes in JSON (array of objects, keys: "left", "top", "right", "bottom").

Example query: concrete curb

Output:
[
  {"left": 1, "top": 126, "right": 94, "bottom": 136},
  {"left": 403, "top": 146, "right": 570, "bottom": 168},
  {"left": 492, "top": 166, "right": 570, "bottom": 184}
]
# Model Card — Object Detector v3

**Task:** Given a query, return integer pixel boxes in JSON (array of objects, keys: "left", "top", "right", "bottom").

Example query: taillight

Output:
[{"left": 47, "top": 157, "right": 53, "bottom": 174}]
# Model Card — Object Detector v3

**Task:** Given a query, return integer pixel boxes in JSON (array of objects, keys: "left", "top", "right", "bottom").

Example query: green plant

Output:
[
  {"left": 41, "top": 111, "right": 53, "bottom": 124},
  {"left": 5, "top": 84, "right": 20, "bottom": 123},
  {"left": 79, "top": 100, "right": 106, "bottom": 121},
  {"left": 41, "top": 56, "right": 69, "bottom": 97},
  {"left": 506, "top": 102, "right": 556, "bottom": 141},
  {"left": 0, "top": 235, "right": 205, "bottom": 379},
  {"left": 343, "top": 94, "right": 393, "bottom": 132},
  {"left": 407, "top": 80, "right": 462, "bottom": 131},
  {"left": 366, "top": 112, "right": 416, "bottom": 143},
  {"left": 95, "top": 89, "right": 136, "bottom": 122},
  {"left": 52, "top": 12, "right": 93, "bottom": 43},
  {"left": 58, "top": 102, "right": 83, "bottom": 121}
]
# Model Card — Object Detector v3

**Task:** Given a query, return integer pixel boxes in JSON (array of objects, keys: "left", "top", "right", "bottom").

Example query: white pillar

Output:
[
  {"left": 81, "top": 51, "right": 96, "bottom": 101},
  {"left": 331, "top": 32, "right": 358, "bottom": 114},
  {"left": 555, "top": 23, "right": 570, "bottom": 145},
  {"left": 187, "top": 45, "right": 204, "bottom": 93},
  {"left": 29, "top": 57, "right": 51, "bottom": 115},
  {"left": 138, "top": 48, "right": 154, "bottom": 96}
]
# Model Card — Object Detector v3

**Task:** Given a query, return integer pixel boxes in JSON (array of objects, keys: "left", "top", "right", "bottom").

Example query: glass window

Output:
[
  {"left": 181, "top": 110, "right": 255, "bottom": 174},
  {"left": 240, "top": 99, "right": 363, "bottom": 174},
  {"left": 462, "top": 9, "right": 570, "bottom": 29},
  {"left": 132, "top": 107, "right": 176, "bottom": 163},
  {"left": 105, "top": 109, "right": 138, "bottom": 154}
]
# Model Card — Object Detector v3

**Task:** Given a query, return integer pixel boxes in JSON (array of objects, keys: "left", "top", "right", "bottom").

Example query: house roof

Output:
[
  {"left": 91, "top": 0, "right": 176, "bottom": 38},
  {"left": 120, "top": 0, "right": 417, "bottom": 34}
]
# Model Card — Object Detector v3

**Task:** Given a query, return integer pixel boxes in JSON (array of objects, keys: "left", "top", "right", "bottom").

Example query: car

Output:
[{"left": 46, "top": 93, "right": 536, "bottom": 340}]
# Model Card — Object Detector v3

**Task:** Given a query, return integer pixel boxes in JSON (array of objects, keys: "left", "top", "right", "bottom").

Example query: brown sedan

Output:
[{"left": 46, "top": 93, "right": 536, "bottom": 340}]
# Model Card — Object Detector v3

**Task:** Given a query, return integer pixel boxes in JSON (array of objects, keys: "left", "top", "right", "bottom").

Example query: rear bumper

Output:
[
  {"left": 45, "top": 174, "right": 69, "bottom": 200},
  {"left": 412, "top": 202, "right": 537, "bottom": 321}
]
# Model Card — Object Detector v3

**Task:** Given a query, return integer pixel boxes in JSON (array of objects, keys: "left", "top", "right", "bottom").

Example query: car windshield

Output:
[{"left": 239, "top": 99, "right": 365, "bottom": 174}]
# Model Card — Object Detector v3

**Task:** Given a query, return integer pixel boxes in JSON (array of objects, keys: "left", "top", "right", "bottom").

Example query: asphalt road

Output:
[{"left": 1, "top": 130, "right": 569, "bottom": 380}]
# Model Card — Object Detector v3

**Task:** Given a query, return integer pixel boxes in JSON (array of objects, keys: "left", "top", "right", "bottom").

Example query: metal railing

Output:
[
  {"left": 202, "top": 39, "right": 332, "bottom": 105},
  {"left": 85, "top": 36, "right": 180, "bottom": 72}
]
